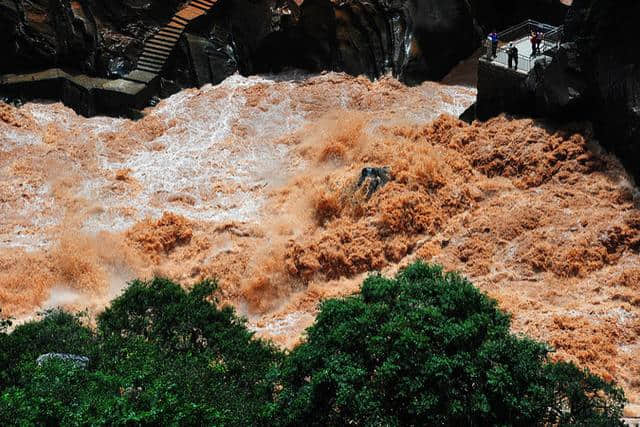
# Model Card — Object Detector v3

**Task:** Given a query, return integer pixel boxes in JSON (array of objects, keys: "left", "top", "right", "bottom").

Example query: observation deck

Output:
[
  {"left": 480, "top": 20, "right": 563, "bottom": 74},
  {"left": 475, "top": 20, "right": 562, "bottom": 120}
]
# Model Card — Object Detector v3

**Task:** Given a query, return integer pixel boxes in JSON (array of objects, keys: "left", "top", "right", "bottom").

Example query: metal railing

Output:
[
  {"left": 496, "top": 19, "right": 557, "bottom": 43},
  {"left": 484, "top": 20, "right": 563, "bottom": 73}
]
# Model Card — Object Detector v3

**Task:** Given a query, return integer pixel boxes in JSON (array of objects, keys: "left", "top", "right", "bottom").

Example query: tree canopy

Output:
[
  {"left": 0, "top": 263, "right": 626, "bottom": 425},
  {"left": 267, "top": 262, "right": 626, "bottom": 426},
  {"left": 0, "top": 279, "right": 279, "bottom": 425}
]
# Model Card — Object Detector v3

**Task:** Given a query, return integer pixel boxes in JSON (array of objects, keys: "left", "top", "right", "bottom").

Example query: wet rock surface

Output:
[
  {"left": 470, "top": 0, "right": 567, "bottom": 32},
  {"left": 551, "top": 0, "right": 640, "bottom": 181}
]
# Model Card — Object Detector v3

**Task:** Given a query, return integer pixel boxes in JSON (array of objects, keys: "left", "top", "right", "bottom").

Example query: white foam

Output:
[
  {"left": 43, "top": 286, "right": 82, "bottom": 308},
  {"left": 1, "top": 72, "right": 477, "bottom": 246},
  {"left": 84, "top": 73, "right": 310, "bottom": 231}
]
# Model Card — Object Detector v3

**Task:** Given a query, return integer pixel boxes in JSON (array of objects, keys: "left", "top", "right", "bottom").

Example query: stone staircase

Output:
[
  {"left": 0, "top": 0, "right": 219, "bottom": 116},
  {"left": 124, "top": 0, "right": 218, "bottom": 85}
]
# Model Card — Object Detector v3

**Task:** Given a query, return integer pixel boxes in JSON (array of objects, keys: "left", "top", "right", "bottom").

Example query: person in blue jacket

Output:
[{"left": 488, "top": 31, "right": 499, "bottom": 58}]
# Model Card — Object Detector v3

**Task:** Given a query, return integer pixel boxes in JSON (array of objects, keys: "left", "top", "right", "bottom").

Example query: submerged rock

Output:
[{"left": 357, "top": 166, "right": 391, "bottom": 199}]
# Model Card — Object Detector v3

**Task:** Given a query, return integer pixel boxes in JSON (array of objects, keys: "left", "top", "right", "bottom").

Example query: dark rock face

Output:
[
  {"left": 0, "top": 0, "right": 99, "bottom": 73},
  {"left": 554, "top": 0, "right": 640, "bottom": 179},
  {"left": 400, "top": 0, "right": 479, "bottom": 83},
  {"left": 0, "top": 0, "right": 485, "bottom": 87},
  {"left": 1, "top": 0, "right": 571, "bottom": 118},
  {"left": 0, "top": 0, "right": 569, "bottom": 88},
  {"left": 470, "top": 0, "right": 567, "bottom": 32},
  {"left": 0, "top": 0, "right": 178, "bottom": 77},
  {"left": 477, "top": 0, "right": 640, "bottom": 181},
  {"left": 215, "top": 0, "right": 483, "bottom": 83}
]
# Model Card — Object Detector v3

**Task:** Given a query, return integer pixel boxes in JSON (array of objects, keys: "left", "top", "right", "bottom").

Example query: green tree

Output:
[
  {"left": 0, "top": 265, "right": 627, "bottom": 426},
  {"left": 268, "top": 262, "right": 626, "bottom": 426},
  {"left": 96, "top": 278, "right": 281, "bottom": 424},
  {"left": 0, "top": 278, "right": 281, "bottom": 426},
  {"left": 0, "top": 310, "right": 94, "bottom": 390}
]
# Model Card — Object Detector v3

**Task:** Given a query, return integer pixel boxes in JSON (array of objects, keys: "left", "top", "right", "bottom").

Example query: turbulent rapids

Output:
[{"left": 1, "top": 70, "right": 640, "bottom": 405}]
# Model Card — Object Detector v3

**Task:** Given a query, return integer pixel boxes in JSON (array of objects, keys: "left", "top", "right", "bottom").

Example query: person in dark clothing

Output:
[
  {"left": 536, "top": 31, "right": 544, "bottom": 55},
  {"left": 507, "top": 43, "right": 518, "bottom": 70},
  {"left": 488, "top": 31, "right": 499, "bottom": 58},
  {"left": 530, "top": 31, "right": 538, "bottom": 57}
]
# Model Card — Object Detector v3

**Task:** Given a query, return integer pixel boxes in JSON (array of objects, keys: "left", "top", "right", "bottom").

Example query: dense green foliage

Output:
[
  {"left": 0, "top": 263, "right": 626, "bottom": 426},
  {"left": 0, "top": 280, "right": 279, "bottom": 425},
  {"left": 267, "top": 263, "right": 625, "bottom": 425}
]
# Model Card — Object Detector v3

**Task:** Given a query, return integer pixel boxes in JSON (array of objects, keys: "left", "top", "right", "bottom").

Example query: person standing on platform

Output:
[
  {"left": 530, "top": 31, "right": 538, "bottom": 57},
  {"left": 488, "top": 31, "right": 499, "bottom": 58},
  {"left": 536, "top": 31, "right": 544, "bottom": 55},
  {"left": 507, "top": 43, "right": 519, "bottom": 70}
]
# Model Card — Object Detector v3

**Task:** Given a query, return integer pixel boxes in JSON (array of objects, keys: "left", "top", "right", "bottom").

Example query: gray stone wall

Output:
[{"left": 476, "top": 59, "right": 528, "bottom": 120}]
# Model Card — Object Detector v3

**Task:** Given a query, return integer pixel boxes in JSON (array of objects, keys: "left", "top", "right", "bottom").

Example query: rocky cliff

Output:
[
  {"left": 471, "top": 0, "right": 566, "bottom": 32},
  {"left": 477, "top": 0, "right": 640, "bottom": 181},
  {"left": 0, "top": 0, "right": 568, "bottom": 91}
]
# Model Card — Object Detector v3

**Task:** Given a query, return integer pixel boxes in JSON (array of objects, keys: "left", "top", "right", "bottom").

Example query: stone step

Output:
[
  {"left": 140, "top": 49, "right": 170, "bottom": 61},
  {"left": 140, "top": 50, "right": 167, "bottom": 60},
  {"left": 145, "top": 46, "right": 172, "bottom": 56},
  {"left": 158, "top": 27, "right": 183, "bottom": 38},
  {"left": 138, "top": 56, "right": 164, "bottom": 65},
  {"left": 146, "top": 43, "right": 174, "bottom": 53},
  {"left": 139, "top": 55, "right": 165, "bottom": 65},
  {"left": 168, "top": 20, "right": 188, "bottom": 30},
  {"left": 137, "top": 59, "right": 162, "bottom": 69},
  {"left": 147, "top": 38, "right": 175, "bottom": 48},
  {"left": 191, "top": 1, "right": 213, "bottom": 11},
  {"left": 143, "top": 45, "right": 172, "bottom": 55},
  {"left": 167, "top": 21, "right": 186, "bottom": 30},
  {"left": 142, "top": 52, "right": 169, "bottom": 61},
  {"left": 139, "top": 60, "right": 165, "bottom": 69},
  {"left": 136, "top": 65, "right": 160, "bottom": 74},
  {"left": 144, "top": 46, "right": 171, "bottom": 56},
  {"left": 154, "top": 33, "right": 180, "bottom": 43},
  {"left": 172, "top": 15, "right": 189, "bottom": 25}
]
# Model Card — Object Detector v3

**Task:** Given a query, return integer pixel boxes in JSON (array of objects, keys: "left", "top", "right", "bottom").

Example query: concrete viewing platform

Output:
[
  {"left": 480, "top": 20, "right": 562, "bottom": 74},
  {"left": 476, "top": 20, "right": 562, "bottom": 120}
]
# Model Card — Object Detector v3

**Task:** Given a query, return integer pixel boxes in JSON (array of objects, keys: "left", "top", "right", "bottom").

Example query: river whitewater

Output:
[{"left": 1, "top": 69, "right": 639, "bottom": 406}]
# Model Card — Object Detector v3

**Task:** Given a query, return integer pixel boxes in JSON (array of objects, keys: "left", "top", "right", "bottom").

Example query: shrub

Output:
[
  {"left": 96, "top": 278, "right": 281, "bottom": 424},
  {"left": 0, "top": 310, "right": 94, "bottom": 390}
]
